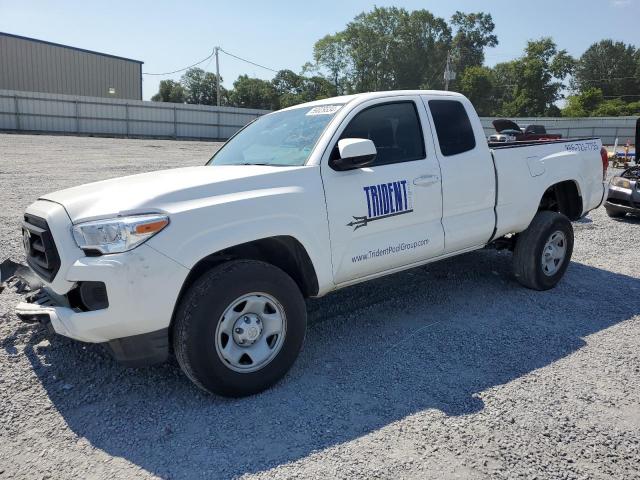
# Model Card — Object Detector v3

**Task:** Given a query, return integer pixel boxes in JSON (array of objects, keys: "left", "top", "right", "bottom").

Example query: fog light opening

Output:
[{"left": 77, "top": 281, "right": 109, "bottom": 311}]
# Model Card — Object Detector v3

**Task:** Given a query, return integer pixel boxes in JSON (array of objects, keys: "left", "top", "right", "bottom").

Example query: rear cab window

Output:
[{"left": 428, "top": 100, "right": 476, "bottom": 156}]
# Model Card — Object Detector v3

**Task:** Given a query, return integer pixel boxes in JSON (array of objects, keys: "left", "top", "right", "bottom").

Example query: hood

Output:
[
  {"left": 492, "top": 119, "right": 522, "bottom": 133},
  {"left": 41, "top": 165, "right": 305, "bottom": 222}
]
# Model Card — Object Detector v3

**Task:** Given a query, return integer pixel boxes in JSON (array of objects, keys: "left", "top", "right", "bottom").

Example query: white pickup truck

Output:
[{"left": 15, "top": 90, "right": 608, "bottom": 397}]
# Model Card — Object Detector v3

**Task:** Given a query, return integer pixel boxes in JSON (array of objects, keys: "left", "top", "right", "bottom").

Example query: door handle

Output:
[{"left": 413, "top": 174, "right": 440, "bottom": 186}]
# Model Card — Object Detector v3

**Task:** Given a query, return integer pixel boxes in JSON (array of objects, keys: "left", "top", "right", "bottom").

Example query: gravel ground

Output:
[{"left": 1, "top": 133, "right": 639, "bottom": 480}]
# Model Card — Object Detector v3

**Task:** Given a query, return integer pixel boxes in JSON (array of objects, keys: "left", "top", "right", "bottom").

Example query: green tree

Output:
[
  {"left": 491, "top": 61, "right": 517, "bottom": 114},
  {"left": 457, "top": 66, "right": 495, "bottom": 116},
  {"left": 592, "top": 99, "right": 640, "bottom": 116},
  {"left": 573, "top": 40, "right": 639, "bottom": 100},
  {"left": 180, "top": 68, "right": 226, "bottom": 106},
  {"left": 298, "top": 75, "right": 335, "bottom": 103},
  {"left": 493, "top": 38, "right": 573, "bottom": 116},
  {"left": 271, "top": 69, "right": 305, "bottom": 107},
  {"left": 562, "top": 88, "right": 604, "bottom": 117},
  {"left": 151, "top": 80, "right": 186, "bottom": 103},
  {"left": 313, "top": 33, "right": 351, "bottom": 95},
  {"left": 388, "top": 9, "right": 451, "bottom": 90},
  {"left": 228, "top": 75, "right": 278, "bottom": 110},
  {"left": 270, "top": 70, "right": 335, "bottom": 108},
  {"left": 450, "top": 11, "right": 498, "bottom": 86},
  {"left": 312, "top": 7, "right": 451, "bottom": 93}
]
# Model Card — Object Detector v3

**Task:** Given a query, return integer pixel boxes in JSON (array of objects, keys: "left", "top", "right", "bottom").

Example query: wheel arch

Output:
[
  {"left": 169, "top": 235, "right": 319, "bottom": 341},
  {"left": 537, "top": 180, "right": 583, "bottom": 221}
]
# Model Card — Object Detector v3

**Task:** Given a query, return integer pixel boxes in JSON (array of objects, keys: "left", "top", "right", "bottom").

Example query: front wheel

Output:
[
  {"left": 513, "top": 211, "right": 574, "bottom": 291},
  {"left": 173, "top": 260, "right": 307, "bottom": 397}
]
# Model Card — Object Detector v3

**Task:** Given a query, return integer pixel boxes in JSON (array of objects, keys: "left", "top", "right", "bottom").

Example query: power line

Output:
[
  {"left": 603, "top": 93, "right": 640, "bottom": 98},
  {"left": 142, "top": 49, "right": 215, "bottom": 76},
  {"left": 576, "top": 76, "right": 639, "bottom": 83},
  {"left": 218, "top": 48, "right": 280, "bottom": 73},
  {"left": 201, "top": 52, "right": 215, "bottom": 73}
]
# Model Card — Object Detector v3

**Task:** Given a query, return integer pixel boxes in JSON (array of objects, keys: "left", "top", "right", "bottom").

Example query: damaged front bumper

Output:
[
  {"left": 0, "top": 258, "right": 43, "bottom": 295},
  {"left": 3, "top": 199, "right": 192, "bottom": 367},
  {"left": 3, "top": 260, "right": 172, "bottom": 367},
  {"left": 15, "top": 288, "right": 59, "bottom": 326},
  {"left": 3, "top": 243, "right": 190, "bottom": 367},
  {"left": 12, "top": 286, "right": 170, "bottom": 367}
]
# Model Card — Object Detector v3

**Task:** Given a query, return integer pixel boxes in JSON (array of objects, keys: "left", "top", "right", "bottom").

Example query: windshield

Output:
[{"left": 208, "top": 104, "right": 343, "bottom": 167}]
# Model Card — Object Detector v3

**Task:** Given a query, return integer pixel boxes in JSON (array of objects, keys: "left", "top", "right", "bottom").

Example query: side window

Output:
[
  {"left": 338, "top": 102, "right": 426, "bottom": 166},
  {"left": 428, "top": 100, "right": 476, "bottom": 156}
]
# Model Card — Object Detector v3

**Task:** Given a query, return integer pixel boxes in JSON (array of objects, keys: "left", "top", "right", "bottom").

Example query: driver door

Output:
[{"left": 320, "top": 96, "right": 445, "bottom": 285}]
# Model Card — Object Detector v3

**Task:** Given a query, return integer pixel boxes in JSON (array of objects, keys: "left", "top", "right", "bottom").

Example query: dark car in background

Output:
[
  {"left": 488, "top": 119, "right": 563, "bottom": 143},
  {"left": 605, "top": 118, "right": 640, "bottom": 218},
  {"left": 605, "top": 165, "right": 640, "bottom": 218}
]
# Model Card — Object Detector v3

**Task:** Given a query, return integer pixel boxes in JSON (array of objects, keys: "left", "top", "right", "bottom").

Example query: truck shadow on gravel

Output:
[{"left": 18, "top": 249, "right": 640, "bottom": 479}]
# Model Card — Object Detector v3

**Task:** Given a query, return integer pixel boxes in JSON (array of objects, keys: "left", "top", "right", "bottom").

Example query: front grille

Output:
[{"left": 22, "top": 214, "right": 61, "bottom": 282}]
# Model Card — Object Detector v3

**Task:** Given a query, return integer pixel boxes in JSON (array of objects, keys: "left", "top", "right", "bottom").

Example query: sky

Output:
[{"left": 1, "top": 0, "right": 638, "bottom": 100}]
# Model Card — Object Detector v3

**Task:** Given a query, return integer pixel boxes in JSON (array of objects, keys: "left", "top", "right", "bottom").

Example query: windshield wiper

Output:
[{"left": 237, "top": 162, "right": 291, "bottom": 167}]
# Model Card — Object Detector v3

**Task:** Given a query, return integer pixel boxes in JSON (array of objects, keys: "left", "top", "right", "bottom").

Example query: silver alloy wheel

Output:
[
  {"left": 541, "top": 230, "right": 567, "bottom": 276},
  {"left": 214, "top": 292, "right": 286, "bottom": 373}
]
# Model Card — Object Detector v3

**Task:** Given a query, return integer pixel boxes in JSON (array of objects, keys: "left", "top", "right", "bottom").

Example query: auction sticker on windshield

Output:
[{"left": 306, "top": 105, "right": 342, "bottom": 115}]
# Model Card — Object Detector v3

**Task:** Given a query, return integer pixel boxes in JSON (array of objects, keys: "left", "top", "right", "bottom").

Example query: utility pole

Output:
[
  {"left": 444, "top": 51, "right": 455, "bottom": 91},
  {"left": 215, "top": 46, "right": 220, "bottom": 107}
]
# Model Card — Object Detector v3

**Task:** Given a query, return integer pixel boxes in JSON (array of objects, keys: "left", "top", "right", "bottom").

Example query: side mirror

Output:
[{"left": 329, "top": 138, "right": 377, "bottom": 171}]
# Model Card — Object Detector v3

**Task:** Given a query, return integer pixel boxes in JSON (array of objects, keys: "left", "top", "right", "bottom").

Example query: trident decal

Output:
[
  {"left": 347, "top": 209, "right": 414, "bottom": 231},
  {"left": 349, "top": 180, "right": 413, "bottom": 231},
  {"left": 347, "top": 215, "right": 369, "bottom": 231}
]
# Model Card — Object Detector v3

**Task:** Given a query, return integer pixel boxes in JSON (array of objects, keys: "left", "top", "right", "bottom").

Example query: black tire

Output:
[
  {"left": 513, "top": 211, "right": 574, "bottom": 291},
  {"left": 605, "top": 207, "right": 626, "bottom": 219},
  {"left": 173, "top": 259, "right": 306, "bottom": 397}
]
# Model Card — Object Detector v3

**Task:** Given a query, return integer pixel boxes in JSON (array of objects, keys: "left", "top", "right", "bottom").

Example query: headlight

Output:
[
  {"left": 72, "top": 214, "right": 169, "bottom": 254},
  {"left": 610, "top": 176, "right": 632, "bottom": 190}
]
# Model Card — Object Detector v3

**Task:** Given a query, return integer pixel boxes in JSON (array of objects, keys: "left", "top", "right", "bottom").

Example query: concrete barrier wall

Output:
[
  {"left": 0, "top": 89, "right": 269, "bottom": 140},
  {"left": 0, "top": 89, "right": 636, "bottom": 145}
]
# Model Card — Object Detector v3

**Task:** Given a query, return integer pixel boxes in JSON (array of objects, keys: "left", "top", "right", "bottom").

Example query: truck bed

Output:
[
  {"left": 489, "top": 137, "right": 605, "bottom": 240},
  {"left": 488, "top": 137, "right": 598, "bottom": 149}
]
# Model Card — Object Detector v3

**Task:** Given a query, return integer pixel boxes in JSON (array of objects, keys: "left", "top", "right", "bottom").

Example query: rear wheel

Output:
[
  {"left": 513, "top": 211, "right": 574, "bottom": 290},
  {"left": 173, "top": 260, "right": 307, "bottom": 397}
]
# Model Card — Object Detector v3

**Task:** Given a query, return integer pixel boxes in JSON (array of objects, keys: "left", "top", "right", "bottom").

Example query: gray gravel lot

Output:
[{"left": 1, "top": 133, "right": 639, "bottom": 480}]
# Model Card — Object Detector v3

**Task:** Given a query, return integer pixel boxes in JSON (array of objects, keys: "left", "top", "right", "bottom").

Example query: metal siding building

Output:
[{"left": 0, "top": 32, "right": 143, "bottom": 100}]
